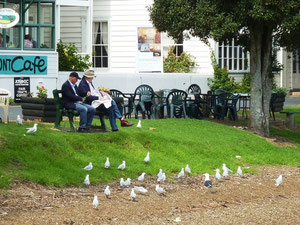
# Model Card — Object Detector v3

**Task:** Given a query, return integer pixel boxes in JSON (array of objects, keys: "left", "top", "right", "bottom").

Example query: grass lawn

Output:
[{"left": 0, "top": 114, "right": 300, "bottom": 189}]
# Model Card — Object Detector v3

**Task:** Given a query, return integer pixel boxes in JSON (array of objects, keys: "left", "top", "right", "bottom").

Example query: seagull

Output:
[
  {"left": 144, "top": 152, "right": 150, "bottom": 163},
  {"left": 124, "top": 178, "right": 131, "bottom": 187},
  {"left": 222, "top": 163, "right": 232, "bottom": 177},
  {"left": 120, "top": 178, "right": 125, "bottom": 187},
  {"left": 134, "top": 186, "right": 148, "bottom": 194},
  {"left": 137, "top": 120, "right": 142, "bottom": 128},
  {"left": 215, "top": 169, "right": 222, "bottom": 180},
  {"left": 275, "top": 175, "right": 283, "bottom": 186},
  {"left": 155, "top": 184, "right": 166, "bottom": 194},
  {"left": 104, "top": 185, "right": 111, "bottom": 198},
  {"left": 83, "top": 162, "right": 93, "bottom": 171},
  {"left": 204, "top": 173, "right": 212, "bottom": 188},
  {"left": 118, "top": 161, "right": 126, "bottom": 170},
  {"left": 157, "top": 172, "right": 166, "bottom": 183},
  {"left": 84, "top": 174, "right": 90, "bottom": 186},
  {"left": 237, "top": 166, "right": 243, "bottom": 176},
  {"left": 104, "top": 157, "right": 110, "bottom": 169},
  {"left": 16, "top": 115, "right": 22, "bottom": 125},
  {"left": 138, "top": 172, "right": 146, "bottom": 182},
  {"left": 185, "top": 164, "right": 191, "bottom": 174},
  {"left": 92, "top": 195, "right": 99, "bottom": 208},
  {"left": 26, "top": 123, "right": 37, "bottom": 133},
  {"left": 130, "top": 188, "right": 137, "bottom": 200},
  {"left": 177, "top": 168, "right": 184, "bottom": 178},
  {"left": 157, "top": 169, "right": 163, "bottom": 178}
]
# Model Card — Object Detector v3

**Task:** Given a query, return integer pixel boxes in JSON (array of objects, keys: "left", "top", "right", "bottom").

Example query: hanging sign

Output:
[{"left": 0, "top": 8, "right": 20, "bottom": 28}]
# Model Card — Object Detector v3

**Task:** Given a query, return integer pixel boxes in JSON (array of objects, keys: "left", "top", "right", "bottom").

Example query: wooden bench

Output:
[
  {"left": 280, "top": 111, "right": 300, "bottom": 130},
  {"left": 53, "top": 89, "right": 108, "bottom": 131}
]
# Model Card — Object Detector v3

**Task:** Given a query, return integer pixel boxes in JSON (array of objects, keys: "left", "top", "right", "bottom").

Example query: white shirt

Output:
[{"left": 68, "top": 80, "right": 78, "bottom": 96}]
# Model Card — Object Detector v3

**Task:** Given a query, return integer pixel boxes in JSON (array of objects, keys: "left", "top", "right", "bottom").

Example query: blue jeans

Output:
[
  {"left": 75, "top": 102, "right": 96, "bottom": 129},
  {"left": 97, "top": 100, "right": 122, "bottom": 130}
]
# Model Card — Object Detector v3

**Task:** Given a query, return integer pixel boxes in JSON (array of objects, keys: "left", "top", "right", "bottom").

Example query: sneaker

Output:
[{"left": 121, "top": 120, "right": 133, "bottom": 127}]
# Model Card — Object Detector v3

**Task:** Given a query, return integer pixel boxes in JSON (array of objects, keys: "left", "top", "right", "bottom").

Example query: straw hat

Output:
[{"left": 84, "top": 69, "right": 96, "bottom": 78}]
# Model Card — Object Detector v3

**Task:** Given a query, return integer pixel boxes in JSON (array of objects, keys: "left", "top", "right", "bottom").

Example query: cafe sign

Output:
[
  {"left": 0, "top": 8, "right": 19, "bottom": 28},
  {"left": 0, "top": 55, "right": 47, "bottom": 75}
]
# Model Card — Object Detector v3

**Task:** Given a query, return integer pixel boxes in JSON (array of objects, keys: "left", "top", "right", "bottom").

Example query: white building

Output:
[{"left": 0, "top": 0, "right": 299, "bottom": 99}]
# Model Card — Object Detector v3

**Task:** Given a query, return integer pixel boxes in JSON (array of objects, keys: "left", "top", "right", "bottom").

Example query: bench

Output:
[
  {"left": 280, "top": 111, "right": 300, "bottom": 130},
  {"left": 53, "top": 89, "right": 108, "bottom": 131},
  {"left": 0, "top": 88, "right": 11, "bottom": 123}
]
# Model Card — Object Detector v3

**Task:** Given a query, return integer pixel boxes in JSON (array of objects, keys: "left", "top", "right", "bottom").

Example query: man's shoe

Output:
[
  {"left": 121, "top": 120, "right": 133, "bottom": 127},
  {"left": 78, "top": 128, "right": 89, "bottom": 133},
  {"left": 112, "top": 129, "right": 119, "bottom": 132}
]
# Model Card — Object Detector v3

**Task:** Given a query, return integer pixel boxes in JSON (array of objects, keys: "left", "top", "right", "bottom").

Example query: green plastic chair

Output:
[
  {"left": 165, "top": 90, "right": 188, "bottom": 118},
  {"left": 110, "top": 89, "right": 132, "bottom": 118}
]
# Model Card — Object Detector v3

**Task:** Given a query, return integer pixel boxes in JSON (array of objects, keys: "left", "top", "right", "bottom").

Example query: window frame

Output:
[{"left": 293, "top": 50, "right": 300, "bottom": 74}]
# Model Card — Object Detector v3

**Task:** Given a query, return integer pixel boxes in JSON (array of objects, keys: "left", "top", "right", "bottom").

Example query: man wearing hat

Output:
[
  {"left": 78, "top": 69, "right": 133, "bottom": 132},
  {"left": 61, "top": 71, "right": 96, "bottom": 133}
]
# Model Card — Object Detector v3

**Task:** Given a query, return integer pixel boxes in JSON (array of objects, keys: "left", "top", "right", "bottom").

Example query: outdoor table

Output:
[{"left": 237, "top": 93, "right": 251, "bottom": 119}]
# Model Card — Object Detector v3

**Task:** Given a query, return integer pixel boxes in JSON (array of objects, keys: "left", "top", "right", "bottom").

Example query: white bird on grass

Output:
[
  {"left": 26, "top": 123, "right": 37, "bottom": 133},
  {"left": 185, "top": 164, "right": 191, "bottom": 174},
  {"left": 144, "top": 152, "right": 150, "bottom": 163},
  {"left": 215, "top": 169, "right": 222, "bottom": 180},
  {"left": 177, "top": 168, "right": 184, "bottom": 178},
  {"left": 237, "top": 166, "right": 243, "bottom": 176},
  {"left": 157, "top": 169, "right": 163, "bottom": 178},
  {"left": 130, "top": 188, "right": 137, "bottom": 200},
  {"left": 83, "top": 162, "right": 93, "bottom": 171},
  {"left": 120, "top": 178, "right": 125, "bottom": 187},
  {"left": 104, "top": 185, "right": 111, "bottom": 198},
  {"left": 104, "top": 157, "right": 110, "bottom": 169},
  {"left": 138, "top": 172, "right": 146, "bottom": 182},
  {"left": 16, "top": 115, "right": 22, "bottom": 125},
  {"left": 118, "top": 161, "right": 126, "bottom": 170},
  {"left": 155, "top": 184, "right": 166, "bottom": 194},
  {"left": 222, "top": 163, "right": 232, "bottom": 177},
  {"left": 134, "top": 186, "right": 148, "bottom": 194},
  {"left": 275, "top": 175, "right": 283, "bottom": 187},
  {"left": 92, "top": 195, "right": 98, "bottom": 208},
  {"left": 204, "top": 173, "right": 212, "bottom": 188},
  {"left": 84, "top": 174, "right": 90, "bottom": 186},
  {"left": 137, "top": 120, "right": 142, "bottom": 128},
  {"left": 157, "top": 171, "right": 166, "bottom": 183}
]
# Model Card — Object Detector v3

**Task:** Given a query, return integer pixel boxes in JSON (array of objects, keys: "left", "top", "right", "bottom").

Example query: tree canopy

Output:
[{"left": 149, "top": 0, "right": 300, "bottom": 136}]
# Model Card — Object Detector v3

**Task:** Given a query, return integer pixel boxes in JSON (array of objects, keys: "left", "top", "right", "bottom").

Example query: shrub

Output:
[
  {"left": 163, "top": 46, "right": 197, "bottom": 73},
  {"left": 36, "top": 86, "right": 48, "bottom": 98},
  {"left": 57, "top": 40, "right": 92, "bottom": 71}
]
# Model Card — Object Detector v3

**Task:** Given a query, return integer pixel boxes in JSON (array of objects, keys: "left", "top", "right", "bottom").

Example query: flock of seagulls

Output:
[
  {"left": 81, "top": 152, "right": 284, "bottom": 209},
  {"left": 14, "top": 116, "right": 284, "bottom": 208}
]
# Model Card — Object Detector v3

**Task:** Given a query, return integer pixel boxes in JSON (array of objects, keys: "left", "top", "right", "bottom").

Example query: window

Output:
[
  {"left": 162, "top": 32, "right": 183, "bottom": 57},
  {"left": 0, "top": 0, "right": 55, "bottom": 50},
  {"left": 92, "top": 21, "right": 108, "bottom": 68},
  {"left": 293, "top": 50, "right": 300, "bottom": 74},
  {"left": 217, "top": 39, "right": 249, "bottom": 72}
]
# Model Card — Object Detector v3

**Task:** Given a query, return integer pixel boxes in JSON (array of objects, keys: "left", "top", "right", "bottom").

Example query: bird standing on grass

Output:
[
  {"left": 275, "top": 175, "right": 283, "bottom": 186},
  {"left": 92, "top": 195, "right": 99, "bottom": 208},
  {"left": 237, "top": 166, "right": 243, "bottom": 176},
  {"left": 130, "top": 188, "right": 137, "bottom": 200},
  {"left": 204, "top": 173, "right": 212, "bottom": 188},
  {"left": 144, "top": 152, "right": 150, "bottom": 163},
  {"left": 185, "top": 164, "right": 191, "bottom": 174},
  {"left": 84, "top": 174, "right": 90, "bottom": 186},
  {"left": 26, "top": 123, "right": 37, "bottom": 133},
  {"left": 124, "top": 178, "right": 131, "bottom": 187},
  {"left": 222, "top": 163, "right": 232, "bottom": 177},
  {"left": 215, "top": 169, "right": 222, "bottom": 180},
  {"left": 16, "top": 115, "right": 22, "bottom": 125},
  {"left": 104, "top": 157, "right": 110, "bottom": 169},
  {"left": 118, "top": 161, "right": 126, "bottom": 170},
  {"left": 138, "top": 172, "right": 146, "bottom": 182},
  {"left": 137, "top": 120, "right": 142, "bottom": 128},
  {"left": 177, "top": 168, "right": 184, "bottom": 178},
  {"left": 83, "top": 162, "right": 93, "bottom": 171}
]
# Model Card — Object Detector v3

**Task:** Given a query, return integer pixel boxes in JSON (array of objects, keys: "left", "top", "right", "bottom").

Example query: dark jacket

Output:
[
  {"left": 61, "top": 80, "right": 83, "bottom": 109},
  {"left": 78, "top": 78, "right": 98, "bottom": 105}
]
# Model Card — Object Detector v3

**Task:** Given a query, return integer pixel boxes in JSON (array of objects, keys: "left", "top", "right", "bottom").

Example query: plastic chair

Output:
[
  {"left": 110, "top": 89, "right": 132, "bottom": 118},
  {"left": 132, "top": 84, "right": 158, "bottom": 119},
  {"left": 214, "top": 92, "right": 232, "bottom": 120},
  {"left": 188, "top": 84, "right": 201, "bottom": 94},
  {"left": 0, "top": 88, "right": 11, "bottom": 123},
  {"left": 165, "top": 89, "right": 188, "bottom": 118}
]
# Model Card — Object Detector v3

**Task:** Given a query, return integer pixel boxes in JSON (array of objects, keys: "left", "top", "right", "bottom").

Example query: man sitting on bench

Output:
[
  {"left": 78, "top": 69, "right": 133, "bottom": 132},
  {"left": 61, "top": 72, "right": 96, "bottom": 133}
]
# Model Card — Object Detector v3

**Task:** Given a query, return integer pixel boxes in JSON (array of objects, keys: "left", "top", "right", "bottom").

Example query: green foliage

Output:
[
  {"left": 1, "top": 119, "right": 300, "bottom": 188},
  {"left": 273, "top": 87, "right": 288, "bottom": 96},
  {"left": 57, "top": 40, "right": 92, "bottom": 71},
  {"left": 36, "top": 86, "right": 48, "bottom": 99},
  {"left": 163, "top": 46, "right": 197, "bottom": 73},
  {"left": 9, "top": 98, "right": 14, "bottom": 105}
]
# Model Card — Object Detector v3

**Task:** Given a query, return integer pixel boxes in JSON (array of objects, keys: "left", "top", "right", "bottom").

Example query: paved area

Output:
[{"left": 1, "top": 96, "right": 300, "bottom": 122}]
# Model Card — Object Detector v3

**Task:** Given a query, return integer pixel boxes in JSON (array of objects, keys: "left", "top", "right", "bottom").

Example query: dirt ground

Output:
[{"left": 0, "top": 166, "right": 300, "bottom": 225}]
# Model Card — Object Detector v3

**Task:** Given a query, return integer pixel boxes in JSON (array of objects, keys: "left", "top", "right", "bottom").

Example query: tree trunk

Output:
[{"left": 249, "top": 26, "right": 273, "bottom": 137}]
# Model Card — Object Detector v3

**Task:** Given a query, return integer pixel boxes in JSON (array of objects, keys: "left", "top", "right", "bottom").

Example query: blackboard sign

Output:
[{"left": 14, "top": 77, "right": 30, "bottom": 102}]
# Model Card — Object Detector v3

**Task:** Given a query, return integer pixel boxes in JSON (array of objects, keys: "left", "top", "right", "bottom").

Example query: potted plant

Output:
[
  {"left": 20, "top": 86, "right": 56, "bottom": 122},
  {"left": 271, "top": 88, "right": 288, "bottom": 112}
]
